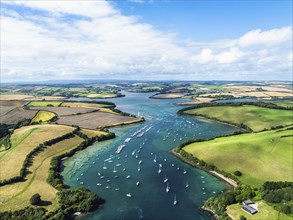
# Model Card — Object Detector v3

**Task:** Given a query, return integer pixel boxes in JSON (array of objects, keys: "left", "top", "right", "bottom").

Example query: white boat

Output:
[
  {"left": 185, "top": 182, "right": 189, "bottom": 188},
  {"left": 138, "top": 164, "right": 141, "bottom": 172},
  {"left": 139, "top": 160, "right": 142, "bottom": 164},
  {"left": 171, "top": 164, "right": 174, "bottom": 167},
  {"left": 106, "top": 186, "right": 110, "bottom": 189},
  {"left": 166, "top": 182, "right": 170, "bottom": 193},
  {"left": 125, "top": 138, "right": 131, "bottom": 143},
  {"left": 126, "top": 193, "right": 132, "bottom": 197},
  {"left": 114, "top": 175, "right": 119, "bottom": 179},
  {"left": 126, "top": 175, "right": 131, "bottom": 179},
  {"left": 103, "top": 162, "right": 107, "bottom": 170},
  {"left": 158, "top": 167, "right": 162, "bottom": 174},
  {"left": 97, "top": 172, "right": 101, "bottom": 176},
  {"left": 177, "top": 167, "right": 180, "bottom": 171},
  {"left": 173, "top": 195, "right": 177, "bottom": 206},
  {"left": 115, "top": 188, "right": 120, "bottom": 191},
  {"left": 164, "top": 158, "right": 167, "bottom": 162},
  {"left": 164, "top": 174, "right": 168, "bottom": 183},
  {"left": 113, "top": 166, "right": 117, "bottom": 173},
  {"left": 116, "top": 163, "right": 121, "bottom": 167},
  {"left": 106, "top": 179, "right": 110, "bottom": 183},
  {"left": 159, "top": 163, "right": 162, "bottom": 168},
  {"left": 154, "top": 155, "right": 157, "bottom": 163},
  {"left": 183, "top": 169, "right": 187, "bottom": 174},
  {"left": 136, "top": 181, "right": 140, "bottom": 186},
  {"left": 132, "top": 150, "right": 136, "bottom": 156},
  {"left": 123, "top": 168, "right": 126, "bottom": 171},
  {"left": 80, "top": 182, "right": 84, "bottom": 185},
  {"left": 135, "top": 152, "right": 138, "bottom": 159},
  {"left": 97, "top": 183, "right": 102, "bottom": 186},
  {"left": 100, "top": 176, "right": 105, "bottom": 179},
  {"left": 116, "top": 144, "right": 126, "bottom": 154}
]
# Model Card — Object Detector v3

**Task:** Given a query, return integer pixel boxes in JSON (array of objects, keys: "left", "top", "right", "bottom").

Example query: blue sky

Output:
[
  {"left": 1, "top": 0, "right": 292, "bottom": 82},
  {"left": 116, "top": 0, "right": 292, "bottom": 40}
]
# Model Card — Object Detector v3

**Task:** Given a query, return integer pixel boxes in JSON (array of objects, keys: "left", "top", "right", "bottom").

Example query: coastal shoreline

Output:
[
  {"left": 171, "top": 148, "right": 238, "bottom": 219},
  {"left": 171, "top": 149, "right": 237, "bottom": 188}
]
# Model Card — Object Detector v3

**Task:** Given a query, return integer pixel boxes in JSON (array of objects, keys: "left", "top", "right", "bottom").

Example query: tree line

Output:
[
  {"left": 177, "top": 101, "right": 293, "bottom": 115},
  {"left": 0, "top": 129, "right": 77, "bottom": 186}
]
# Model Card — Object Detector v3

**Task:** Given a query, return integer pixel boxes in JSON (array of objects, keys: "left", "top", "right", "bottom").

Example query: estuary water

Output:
[{"left": 63, "top": 92, "right": 239, "bottom": 220}]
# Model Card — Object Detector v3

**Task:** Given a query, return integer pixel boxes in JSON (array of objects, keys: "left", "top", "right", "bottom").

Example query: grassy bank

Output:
[
  {"left": 226, "top": 202, "right": 292, "bottom": 220},
  {"left": 184, "top": 105, "right": 292, "bottom": 132},
  {"left": 183, "top": 128, "right": 293, "bottom": 187}
]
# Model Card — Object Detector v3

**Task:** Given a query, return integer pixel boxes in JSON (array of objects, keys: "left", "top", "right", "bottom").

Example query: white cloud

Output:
[
  {"left": 215, "top": 47, "right": 244, "bottom": 64},
  {"left": 0, "top": 0, "right": 292, "bottom": 82},
  {"left": 238, "top": 27, "right": 292, "bottom": 47}
]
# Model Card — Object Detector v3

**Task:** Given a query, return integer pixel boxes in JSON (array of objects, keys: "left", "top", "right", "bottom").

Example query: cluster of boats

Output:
[{"left": 76, "top": 122, "right": 209, "bottom": 206}]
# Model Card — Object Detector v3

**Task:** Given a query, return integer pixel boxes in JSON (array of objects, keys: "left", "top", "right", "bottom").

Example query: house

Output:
[
  {"left": 243, "top": 200, "right": 255, "bottom": 206},
  {"left": 241, "top": 205, "right": 258, "bottom": 215}
]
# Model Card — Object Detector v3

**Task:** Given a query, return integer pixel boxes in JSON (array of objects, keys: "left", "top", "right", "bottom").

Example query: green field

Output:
[
  {"left": 184, "top": 105, "right": 293, "bottom": 131},
  {"left": 275, "top": 102, "right": 293, "bottom": 108},
  {"left": 31, "top": 110, "right": 56, "bottom": 123},
  {"left": 27, "top": 101, "right": 62, "bottom": 107},
  {"left": 184, "top": 128, "right": 293, "bottom": 187},
  {"left": 226, "top": 202, "right": 292, "bottom": 220},
  {"left": 0, "top": 135, "right": 84, "bottom": 212},
  {"left": 0, "top": 125, "right": 75, "bottom": 180}
]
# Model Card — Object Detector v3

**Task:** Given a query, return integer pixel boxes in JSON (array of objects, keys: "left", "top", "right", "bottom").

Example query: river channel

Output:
[{"left": 63, "top": 92, "right": 239, "bottom": 220}]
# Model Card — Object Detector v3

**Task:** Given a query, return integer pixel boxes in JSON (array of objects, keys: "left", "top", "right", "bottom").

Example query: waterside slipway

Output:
[{"left": 63, "top": 92, "right": 239, "bottom": 220}]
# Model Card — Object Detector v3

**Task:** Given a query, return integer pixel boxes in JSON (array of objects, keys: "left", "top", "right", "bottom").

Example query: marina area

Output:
[{"left": 63, "top": 92, "right": 239, "bottom": 220}]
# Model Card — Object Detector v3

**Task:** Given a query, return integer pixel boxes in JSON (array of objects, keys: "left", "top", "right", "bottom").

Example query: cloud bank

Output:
[{"left": 1, "top": 0, "right": 292, "bottom": 82}]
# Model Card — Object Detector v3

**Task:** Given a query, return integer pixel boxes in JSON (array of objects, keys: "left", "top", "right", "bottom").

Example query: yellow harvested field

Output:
[
  {"left": 223, "top": 86, "right": 260, "bottom": 92},
  {"left": 264, "top": 91, "right": 293, "bottom": 97},
  {"left": 200, "top": 93, "right": 240, "bottom": 98},
  {"left": 152, "top": 93, "right": 187, "bottom": 99},
  {"left": 0, "top": 124, "right": 75, "bottom": 180},
  {"left": 87, "top": 93, "right": 117, "bottom": 98},
  {"left": 25, "top": 96, "right": 66, "bottom": 100},
  {"left": 61, "top": 102, "right": 106, "bottom": 108},
  {"left": 261, "top": 86, "right": 292, "bottom": 92},
  {"left": 195, "top": 97, "right": 214, "bottom": 103},
  {"left": 0, "top": 94, "right": 35, "bottom": 100},
  {"left": 0, "top": 136, "right": 84, "bottom": 212},
  {"left": 81, "top": 129, "right": 108, "bottom": 138},
  {"left": 237, "top": 92, "right": 270, "bottom": 98}
]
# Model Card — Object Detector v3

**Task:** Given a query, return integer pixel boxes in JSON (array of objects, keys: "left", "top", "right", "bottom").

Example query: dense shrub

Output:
[
  {"left": 30, "top": 193, "right": 41, "bottom": 205},
  {"left": 234, "top": 170, "right": 242, "bottom": 176}
]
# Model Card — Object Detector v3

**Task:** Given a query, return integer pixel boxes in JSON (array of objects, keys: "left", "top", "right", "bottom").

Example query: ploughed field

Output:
[
  {"left": 30, "top": 106, "right": 96, "bottom": 116},
  {"left": 57, "top": 111, "right": 139, "bottom": 129},
  {"left": 0, "top": 108, "right": 38, "bottom": 124},
  {"left": 0, "top": 100, "right": 141, "bottom": 129},
  {"left": 184, "top": 105, "right": 293, "bottom": 132},
  {"left": 184, "top": 127, "right": 293, "bottom": 187}
]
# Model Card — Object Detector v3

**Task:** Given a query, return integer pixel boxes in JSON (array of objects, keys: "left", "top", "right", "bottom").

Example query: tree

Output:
[
  {"left": 239, "top": 215, "right": 247, "bottom": 220},
  {"left": 234, "top": 170, "right": 242, "bottom": 176},
  {"left": 30, "top": 193, "right": 41, "bottom": 205}
]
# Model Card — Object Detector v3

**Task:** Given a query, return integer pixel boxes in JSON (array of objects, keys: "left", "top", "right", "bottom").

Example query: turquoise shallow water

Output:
[{"left": 63, "top": 92, "right": 239, "bottom": 220}]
